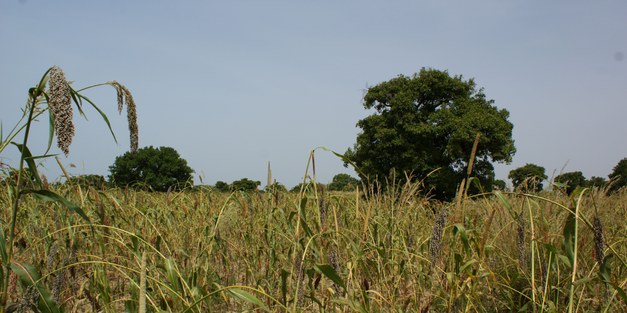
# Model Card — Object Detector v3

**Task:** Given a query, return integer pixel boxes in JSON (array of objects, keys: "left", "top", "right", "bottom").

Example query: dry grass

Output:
[{"left": 0, "top": 181, "right": 625, "bottom": 312}]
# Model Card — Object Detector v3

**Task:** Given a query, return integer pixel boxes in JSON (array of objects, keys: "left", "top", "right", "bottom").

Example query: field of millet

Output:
[{"left": 1, "top": 180, "right": 625, "bottom": 312}]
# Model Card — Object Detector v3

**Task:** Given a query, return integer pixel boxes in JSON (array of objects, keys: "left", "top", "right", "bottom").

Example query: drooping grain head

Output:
[
  {"left": 111, "top": 81, "right": 139, "bottom": 152},
  {"left": 111, "top": 81, "right": 124, "bottom": 113},
  {"left": 48, "top": 66, "right": 74, "bottom": 156}
]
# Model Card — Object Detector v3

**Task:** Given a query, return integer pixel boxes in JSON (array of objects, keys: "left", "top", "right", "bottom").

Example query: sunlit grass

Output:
[{"left": 0, "top": 179, "right": 625, "bottom": 312}]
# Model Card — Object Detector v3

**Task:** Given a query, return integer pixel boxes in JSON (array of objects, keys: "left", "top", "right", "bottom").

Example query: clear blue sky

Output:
[{"left": 1, "top": 0, "right": 626, "bottom": 188}]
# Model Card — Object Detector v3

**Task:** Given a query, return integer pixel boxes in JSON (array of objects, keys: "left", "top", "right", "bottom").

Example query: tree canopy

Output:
[
  {"left": 328, "top": 173, "right": 360, "bottom": 191},
  {"left": 230, "top": 178, "right": 261, "bottom": 192},
  {"left": 608, "top": 157, "right": 627, "bottom": 193},
  {"left": 554, "top": 171, "right": 587, "bottom": 195},
  {"left": 109, "top": 146, "right": 193, "bottom": 191},
  {"left": 345, "top": 68, "right": 515, "bottom": 200},
  {"left": 493, "top": 179, "right": 507, "bottom": 191},
  {"left": 214, "top": 181, "right": 230, "bottom": 192},
  {"left": 508, "top": 163, "right": 547, "bottom": 192},
  {"left": 588, "top": 176, "right": 607, "bottom": 188}
]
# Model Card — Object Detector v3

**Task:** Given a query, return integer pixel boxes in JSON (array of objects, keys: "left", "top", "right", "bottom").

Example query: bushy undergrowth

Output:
[{"left": 0, "top": 181, "right": 625, "bottom": 312}]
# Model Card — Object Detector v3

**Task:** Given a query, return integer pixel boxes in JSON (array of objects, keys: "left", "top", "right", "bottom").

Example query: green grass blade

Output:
[
  {"left": 21, "top": 189, "right": 91, "bottom": 223},
  {"left": 314, "top": 264, "right": 346, "bottom": 290},
  {"left": 75, "top": 92, "right": 118, "bottom": 143},
  {"left": 11, "top": 262, "right": 61, "bottom": 313},
  {"left": 227, "top": 288, "right": 270, "bottom": 312},
  {"left": 11, "top": 142, "right": 43, "bottom": 188}
]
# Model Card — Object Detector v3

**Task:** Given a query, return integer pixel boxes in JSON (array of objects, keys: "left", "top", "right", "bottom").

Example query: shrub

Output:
[{"left": 109, "top": 146, "right": 193, "bottom": 191}]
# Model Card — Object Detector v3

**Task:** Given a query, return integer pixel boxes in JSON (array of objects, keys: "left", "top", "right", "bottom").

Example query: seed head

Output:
[
  {"left": 111, "top": 81, "right": 139, "bottom": 152},
  {"left": 516, "top": 212, "right": 527, "bottom": 269},
  {"left": 429, "top": 207, "right": 448, "bottom": 267},
  {"left": 48, "top": 66, "right": 74, "bottom": 156},
  {"left": 593, "top": 216, "right": 605, "bottom": 265}
]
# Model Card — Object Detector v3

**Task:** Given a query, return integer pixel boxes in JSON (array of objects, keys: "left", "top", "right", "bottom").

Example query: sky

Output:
[{"left": 1, "top": 0, "right": 626, "bottom": 189}]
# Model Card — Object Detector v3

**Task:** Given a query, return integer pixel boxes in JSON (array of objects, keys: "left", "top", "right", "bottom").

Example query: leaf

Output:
[
  {"left": 314, "top": 264, "right": 346, "bottom": 290},
  {"left": 494, "top": 191, "right": 515, "bottom": 219},
  {"left": 573, "top": 277, "right": 594, "bottom": 285},
  {"left": 11, "top": 143, "right": 43, "bottom": 188},
  {"left": 460, "top": 259, "right": 478, "bottom": 274},
  {"left": 609, "top": 283, "right": 627, "bottom": 303},
  {"left": 558, "top": 255, "right": 572, "bottom": 268},
  {"left": 76, "top": 93, "right": 118, "bottom": 143},
  {"left": 69, "top": 87, "right": 87, "bottom": 118},
  {"left": 11, "top": 262, "right": 61, "bottom": 313},
  {"left": 0, "top": 227, "right": 7, "bottom": 265},
  {"left": 562, "top": 210, "right": 577, "bottom": 265},
  {"left": 21, "top": 189, "right": 90, "bottom": 223},
  {"left": 46, "top": 102, "right": 54, "bottom": 154},
  {"left": 598, "top": 254, "right": 614, "bottom": 283},
  {"left": 164, "top": 257, "right": 181, "bottom": 293},
  {"left": 280, "top": 269, "right": 289, "bottom": 305},
  {"left": 227, "top": 288, "right": 270, "bottom": 312}
]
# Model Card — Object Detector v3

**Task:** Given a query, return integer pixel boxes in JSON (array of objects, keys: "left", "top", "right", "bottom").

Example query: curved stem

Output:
[{"left": 1, "top": 92, "right": 39, "bottom": 307}]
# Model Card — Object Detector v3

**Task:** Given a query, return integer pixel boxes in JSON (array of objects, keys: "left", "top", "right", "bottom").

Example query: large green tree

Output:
[
  {"left": 608, "top": 157, "right": 627, "bottom": 193},
  {"left": 508, "top": 163, "right": 547, "bottom": 192},
  {"left": 109, "top": 146, "right": 193, "bottom": 191},
  {"left": 345, "top": 68, "right": 515, "bottom": 200}
]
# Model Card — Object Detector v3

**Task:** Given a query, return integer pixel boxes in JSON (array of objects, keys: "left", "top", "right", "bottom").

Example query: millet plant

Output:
[{"left": 0, "top": 66, "right": 137, "bottom": 312}]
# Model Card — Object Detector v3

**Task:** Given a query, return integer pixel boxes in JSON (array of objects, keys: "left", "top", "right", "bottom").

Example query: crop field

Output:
[
  {"left": 1, "top": 66, "right": 625, "bottom": 312},
  {"left": 1, "top": 180, "right": 625, "bottom": 312}
]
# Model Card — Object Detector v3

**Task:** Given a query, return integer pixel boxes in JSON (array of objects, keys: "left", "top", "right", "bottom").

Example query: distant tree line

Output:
[{"left": 507, "top": 158, "right": 626, "bottom": 194}]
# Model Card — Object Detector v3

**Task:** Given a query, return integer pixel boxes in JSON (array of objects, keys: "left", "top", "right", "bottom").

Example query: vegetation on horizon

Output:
[{"left": 0, "top": 173, "right": 625, "bottom": 312}]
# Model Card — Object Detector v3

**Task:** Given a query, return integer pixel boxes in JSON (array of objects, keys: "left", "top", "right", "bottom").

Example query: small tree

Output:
[
  {"left": 588, "top": 176, "right": 607, "bottom": 188},
  {"left": 214, "top": 181, "right": 230, "bottom": 192},
  {"left": 554, "top": 171, "right": 588, "bottom": 195},
  {"left": 328, "top": 173, "right": 360, "bottom": 191},
  {"left": 109, "top": 146, "right": 193, "bottom": 191},
  {"left": 230, "top": 178, "right": 260, "bottom": 192},
  {"left": 508, "top": 163, "right": 547, "bottom": 192},
  {"left": 493, "top": 179, "right": 507, "bottom": 191},
  {"left": 608, "top": 158, "right": 627, "bottom": 193}
]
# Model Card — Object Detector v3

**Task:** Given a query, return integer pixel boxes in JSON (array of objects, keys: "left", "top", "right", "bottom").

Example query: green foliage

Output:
[
  {"left": 345, "top": 68, "right": 515, "bottom": 200},
  {"left": 554, "top": 171, "right": 588, "bottom": 195},
  {"left": 493, "top": 179, "right": 507, "bottom": 191},
  {"left": 327, "top": 173, "right": 360, "bottom": 191},
  {"left": 508, "top": 163, "right": 547, "bottom": 192},
  {"left": 0, "top": 168, "right": 39, "bottom": 189},
  {"left": 290, "top": 182, "right": 325, "bottom": 193},
  {"left": 608, "top": 157, "right": 627, "bottom": 193},
  {"left": 265, "top": 182, "right": 287, "bottom": 192},
  {"left": 588, "top": 176, "right": 607, "bottom": 188},
  {"left": 67, "top": 174, "right": 107, "bottom": 189},
  {"left": 109, "top": 146, "right": 193, "bottom": 191},
  {"left": 230, "top": 178, "right": 260, "bottom": 192},
  {"left": 214, "top": 181, "right": 230, "bottom": 192},
  {"left": 191, "top": 184, "right": 214, "bottom": 192}
]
